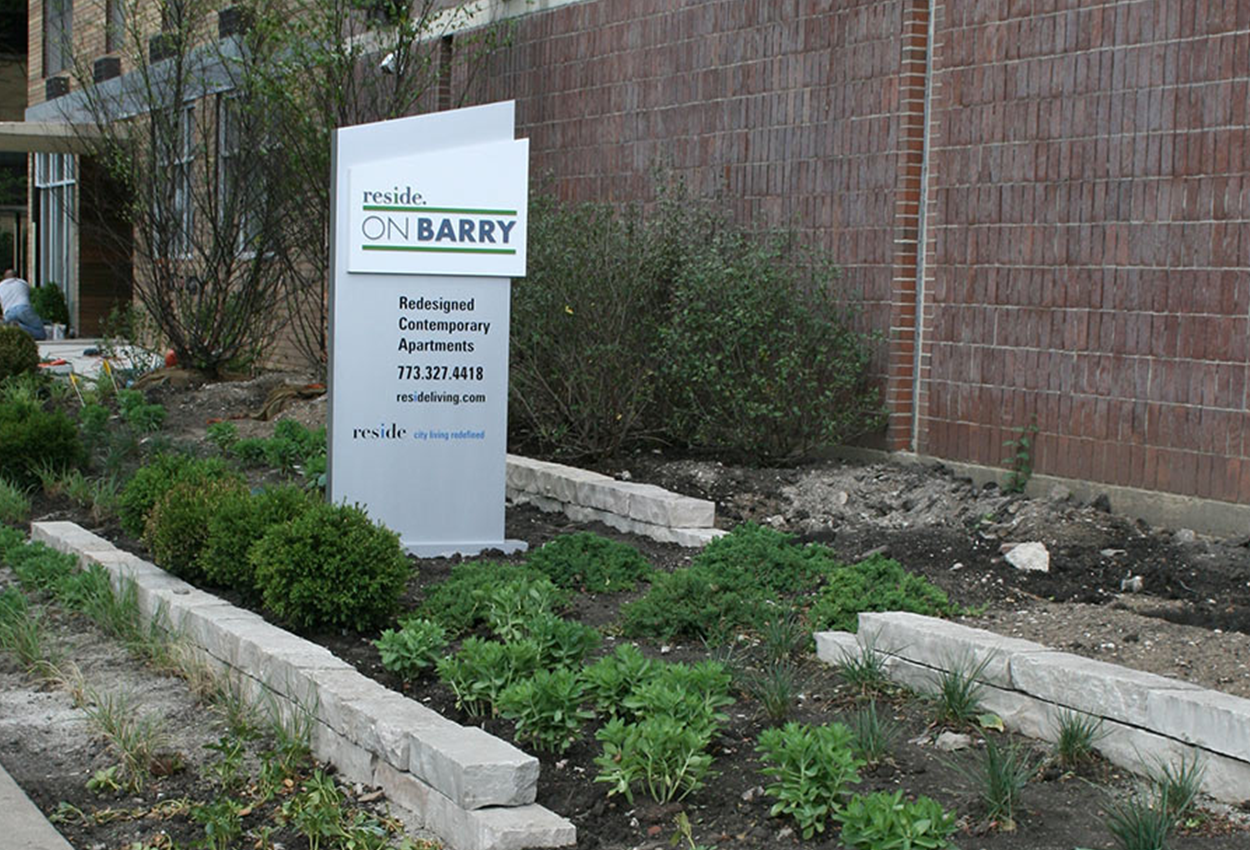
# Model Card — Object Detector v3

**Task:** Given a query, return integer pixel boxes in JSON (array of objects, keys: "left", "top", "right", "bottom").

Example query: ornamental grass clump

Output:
[
  {"left": 250, "top": 502, "right": 410, "bottom": 632},
  {"left": 756, "top": 721, "right": 865, "bottom": 839}
]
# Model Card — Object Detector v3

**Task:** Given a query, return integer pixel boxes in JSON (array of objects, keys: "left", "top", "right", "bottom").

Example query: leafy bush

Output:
[
  {"left": 198, "top": 484, "right": 311, "bottom": 597},
  {"left": 484, "top": 576, "right": 564, "bottom": 642},
  {"left": 594, "top": 715, "right": 717, "bottom": 804},
  {"left": 374, "top": 618, "right": 448, "bottom": 682},
  {"left": 693, "top": 523, "right": 833, "bottom": 594},
  {"left": 583, "top": 644, "right": 657, "bottom": 718},
  {"left": 756, "top": 721, "right": 865, "bottom": 839},
  {"left": 205, "top": 421, "right": 238, "bottom": 453},
  {"left": 0, "top": 326, "right": 39, "bottom": 381},
  {"left": 250, "top": 502, "right": 411, "bottom": 632},
  {"left": 659, "top": 232, "right": 883, "bottom": 459},
  {"left": 416, "top": 561, "right": 560, "bottom": 637},
  {"left": 525, "top": 613, "right": 602, "bottom": 669},
  {"left": 144, "top": 477, "right": 248, "bottom": 581},
  {"left": 118, "top": 454, "right": 237, "bottom": 538},
  {"left": 436, "top": 637, "right": 541, "bottom": 717},
  {"left": 835, "top": 790, "right": 959, "bottom": 850},
  {"left": 497, "top": 668, "right": 595, "bottom": 753},
  {"left": 116, "top": 389, "right": 166, "bottom": 432},
  {"left": 525, "top": 531, "right": 653, "bottom": 592},
  {"left": 230, "top": 420, "right": 325, "bottom": 474},
  {"left": 809, "top": 555, "right": 956, "bottom": 632},
  {"left": 0, "top": 401, "right": 85, "bottom": 488},
  {"left": 622, "top": 659, "right": 734, "bottom": 740},
  {"left": 30, "top": 284, "right": 70, "bottom": 326},
  {"left": 78, "top": 403, "right": 110, "bottom": 449}
]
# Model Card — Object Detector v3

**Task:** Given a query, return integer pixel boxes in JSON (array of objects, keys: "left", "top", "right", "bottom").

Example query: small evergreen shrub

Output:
[
  {"left": 198, "top": 484, "right": 311, "bottom": 596},
  {"left": 78, "top": 403, "right": 110, "bottom": 449},
  {"left": 809, "top": 554, "right": 956, "bottom": 632},
  {"left": 416, "top": 561, "right": 561, "bottom": 637},
  {"left": 525, "top": 531, "right": 652, "bottom": 592},
  {"left": 0, "top": 326, "right": 39, "bottom": 381},
  {"left": 375, "top": 618, "right": 448, "bottom": 682},
  {"left": 692, "top": 523, "right": 833, "bottom": 594},
  {"left": 118, "top": 454, "right": 237, "bottom": 538},
  {"left": 30, "top": 284, "right": 70, "bottom": 326},
  {"left": 144, "top": 477, "right": 248, "bottom": 581},
  {"left": 0, "top": 401, "right": 85, "bottom": 487},
  {"left": 251, "top": 502, "right": 411, "bottom": 632}
]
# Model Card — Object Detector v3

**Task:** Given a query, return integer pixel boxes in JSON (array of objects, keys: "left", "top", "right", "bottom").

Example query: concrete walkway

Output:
[
  {"left": 37, "top": 338, "right": 162, "bottom": 381},
  {"left": 0, "top": 760, "right": 75, "bottom": 850}
]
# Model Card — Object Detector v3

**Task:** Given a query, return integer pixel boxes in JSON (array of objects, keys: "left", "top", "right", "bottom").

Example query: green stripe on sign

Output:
[
  {"left": 362, "top": 205, "right": 518, "bottom": 216},
  {"left": 362, "top": 245, "right": 517, "bottom": 255}
]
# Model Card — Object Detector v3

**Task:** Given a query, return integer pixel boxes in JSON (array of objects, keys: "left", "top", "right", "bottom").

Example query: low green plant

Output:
[
  {"left": 86, "top": 765, "right": 125, "bottom": 794},
  {"left": 0, "top": 588, "right": 60, "bottom": 671},
  {"left": 190, "top": 796, "right": 245, "bottom": 850},
  {"left": 1003, "top": 418, "right": 1039, "bottom": 493},
  {"left": 0, "top": 401, "right": 85, "bottom": 488},
  {"left": 436, "top": 637, "right": 541, "bottom": 716},
  {"left": 0, "top": 474, "right": 30, "bottom": 523},
  {"left": 836, "top": 639, "right": 893, "bottom": 697},
  {"left": 251, "top": 501, "right": 411, "bottom": 631},
  {"left": 958, "top": 737, "right": 1037, "bottom": 831},
  {"left": 82, "top": 688, "right": 169, "bottom": 791},
  {"left": 485, "top": 576, "right": 564, "bottom": 642},
  {"left": 118, "top": 453, "right": 238, "bottom": 537},
  {"left": 497, "top": 667, "right": 595, "bottom": 753},
  {"left": 205, "top": 421, "right": 239, "bottom": 453},
  {"left": 1148, "top": 751, "right": 1205, "bottom": 823},
  {"left": 0, "top": 325, "right": 39, "bottom": 380},
  {"left": 30, "top": 283, "right": 70, "bottom": 326},
  {"left": 374, "top": 618, "right": 448, "bottom": 681},
  {"left": 416, "top": 560, "right": 556, "bottom": 636},
  {"left": 755, "top": 721, "right": 865, "bottom": 839},
  {"left": 759, "top": 609, "right": 808, "bottom": 660},
  {"left": 144, "top": 477, "right": 249, "bottom": 581},
  {"left": 1105, "top": 790, "right": 1174, "bottom": 850},
  {"left": 1053, "top": 709, "right": 1107, "bottom": 769},
  {"left": 594, "top": 714, "right": 717, "bottom": 804},
  {"left": 834, "top": 790, "right": 959, "bottom": 850},
  {"left": 932, "top": 654, "right": 992, "bottom": 726},
  {"left": 740, "top": 657, "right": 804, "bottom": 724},
  {"left": 77, "top": 402, "right": 111, "bottom": 449},
  {"left": 583, "top": 643, "right": 656, "bottom": 717},
  {"left": 525, "top": 612, "right": 602, "bottom": 669},
  {"left": 848, "top": 701, "right": 900, "bottom": 766},
  {"left": 809, "top": 555, "right": 956, "bottom": 632},
  {"left": 622, "top": 659, "right": 734, "bottom": 739},
  {"left": 525, "top": 531, "right": 653, "bottom": 592},
  {"left": 116, "top": 389, "right": 166, "bottom": 432},
  {"left": 198, "top": 484, "right": 311, "bottom": 596},
  {"left": 204, "top": 733, "right": 251, "bottom": 792}
]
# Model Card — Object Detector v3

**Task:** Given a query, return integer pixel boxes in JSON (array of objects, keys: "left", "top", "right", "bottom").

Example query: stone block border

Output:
[
  {"left": 506, "top": 455, "right": 725, "bottom": 547},
  {"left": 31, "top": 522, "right": 576, "bottom": 850},
  {"left": 815, "top": 612, "right": 1250, "bottom": 803}
]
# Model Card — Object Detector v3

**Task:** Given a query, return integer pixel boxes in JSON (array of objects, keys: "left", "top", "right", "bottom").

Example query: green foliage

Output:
[
  {"left": 374, "top": 619, "right": 447, "bottom": 682},
  {"left": 834, "top": 790, "right": 959, "bottom": 850},
  {"left": 144, "top": 477, "right": 248, "bottom": 581},
  {"left": 497, "top": 667, "right": 595, "bottom": 753},
  {"left": 848, "top": 701, "right": 901, "bottom": 766},
  {"left": 205, "top": 421, "right": 238, "bottom": 453},
  {"left": 755, "top": 721, "right": 864, "bottom": 839},
  {"left": 810, "top": 555, "right": 956, "bottom": 632},
  {"left": 739, "top": 657, "right": 804, "bottom": 724},
  {"left": 30, "top": 284, "right": 70, "bottom": 326},
  {"left": 77, "top": 403, "right": 110, "bottom": 449},
  {"left": 0, "top": 475, "right": 30, "bottom": 524},
  {"left": 484, "top": 576, "right": 564, "bottom": 642},
  {"left": 525, "top": 612, "right": 602, "bottom": 669},
  {"left": 116, "top": 389, "right": 166, "bottom": 432},
  {"left": 1105, "top": 791, "right": 1174, "bottom": 850},
  {"left": 621, "top": 524, "right": 834, "bottom": 642},
  {"left": 0, "top": 325, "right": 39, "bottom": 381},
  {"left": 230, "top": 419, "right": 326, "bottom": 475},
  {"left": 658, "top": 230, "right": 883, "bottom": 459},
  {"left": 932, "top": 655, "right": 991, "bottom": 726},
  {"left": 836, "top": 639, "right": 894, "bottom": 697},
  {"left": 118, "top": 454, "right": 237, "bottom": 537},
  {"left": 198, "top": 484, "right": 311, "bottom": 597},
  {"left": 435, "top": 637, "right": 541, "bottom": 717},
  {"left": 594, "top": 715, "right": 717, "bottom": 804},
  {"left": 621, "top": 660, "right": 734, "bottom": 740},
  {"left": 1147, "top": 751, "right": 1205, "bottom": 823},
  {"left": 958, "top": 737, "right": 1037, "bottom": 831},
  {"left": 1003, "top": 419, "right": 1039, "bottom": 493},
  {"left": 583, "top": 643, "right": 656, "bottom": 718},
  {"left": 251, "top": 501, "right": 411, "bottom": 632},
  {"left": 1053, "top": 709, "right": 1107, "bottom": 769},
  {"left": 525, "top": 531, "right": 652, "bottom": 592},
  {"left": 0, "top": 401, "right": 85, "bottom": 488},
  {"left": 415, "top": 561, "right": 559, "bottom": 637}
]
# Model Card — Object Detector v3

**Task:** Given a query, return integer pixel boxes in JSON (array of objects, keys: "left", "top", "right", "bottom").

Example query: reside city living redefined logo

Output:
[{"left": 358, "top": 186, "right": 518, "bottom": 256}]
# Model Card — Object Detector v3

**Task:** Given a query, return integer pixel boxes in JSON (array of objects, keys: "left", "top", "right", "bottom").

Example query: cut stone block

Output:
[
  {"left": 857, "top": 612, "right": 1049, "bottom": 689},
  {"left": 1147, "top": 688, "right": 1250, "bottom": 762},
  {"left": 813, "top": 631, "right": 860, "bottom": 665},
  {"left": 312, "top": 721, "right": 378, "bottom": 786},
  {"left": 1010, "top": 651, "right": 1201, "bottom": 728}
]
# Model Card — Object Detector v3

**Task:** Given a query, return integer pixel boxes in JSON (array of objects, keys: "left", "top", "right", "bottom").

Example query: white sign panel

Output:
[
  {"left": 328, "top": 102, "right": 526, "bottom": 556},
  {"left": 347, "top": 138, "right": 528, "bottom": 277}
]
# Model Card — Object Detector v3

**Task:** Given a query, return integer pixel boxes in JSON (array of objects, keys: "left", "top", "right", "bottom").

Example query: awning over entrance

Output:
[{"left": 0, "top": 122, "right": 103, "bottom": 153}]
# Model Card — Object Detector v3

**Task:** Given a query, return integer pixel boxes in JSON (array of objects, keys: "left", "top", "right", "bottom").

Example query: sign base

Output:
[{"left": 404, "top": 539, "right": 529, "bottom": 558}]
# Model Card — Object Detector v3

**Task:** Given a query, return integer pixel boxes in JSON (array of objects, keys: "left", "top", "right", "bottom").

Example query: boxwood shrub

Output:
[
  {"left": 251, "top": 502, "right": 410, "bottom": 632},
  {"left": 118, "top": 454, "right": 238, "bottom": 537},
  {"left": 198, "top": 484, "right": 312, "bottom": 598},
  {"left": 144, "top": 477, "right": 248, "bottom": 581},
  {"left": 0, "top": 400, "right": 84, "bottom": 487}
]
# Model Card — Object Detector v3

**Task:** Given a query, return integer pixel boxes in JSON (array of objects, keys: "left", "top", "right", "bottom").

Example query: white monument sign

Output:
[{"left": 329, "top": 101, "right": 528, "bottom": 556}]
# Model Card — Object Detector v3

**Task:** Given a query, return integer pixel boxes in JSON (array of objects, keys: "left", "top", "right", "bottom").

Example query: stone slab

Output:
[
  {"left": 1147, "top": 688, "right": 1250, "bottom": 763},
  {"left": 813, "top": 631, "right": 860, "bottom": 665}
]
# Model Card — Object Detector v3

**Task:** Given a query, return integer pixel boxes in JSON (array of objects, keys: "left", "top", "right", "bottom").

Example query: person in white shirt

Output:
[{"left": 0, "top": 269, "right": 46, "bottom": 340}]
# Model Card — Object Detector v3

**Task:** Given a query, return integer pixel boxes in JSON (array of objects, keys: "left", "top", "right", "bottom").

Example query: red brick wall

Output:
[
  {"left": 470, "top": 0, "right": 919, "bottom": 380},
  {"left": 920, "top": 0, "right": 1250, "bottom": 501}
]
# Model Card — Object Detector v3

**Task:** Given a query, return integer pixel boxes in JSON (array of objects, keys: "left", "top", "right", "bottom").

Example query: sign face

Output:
[
  {"left": 328, "top": 102, "right": 526, "bottom": 556},
  {"left": 346, "top": 138, "right": 528, "bottom": 278}
]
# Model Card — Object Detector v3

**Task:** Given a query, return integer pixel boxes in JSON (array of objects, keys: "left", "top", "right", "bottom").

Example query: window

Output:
[
  {"left": 34, "top": 154, "right": 77, "bottom": 316},
  {"left": 43, "top": 0, "right": 73, "bottom": 77},
  {"left": 217, "top": 95, "right": 262, "bottom": 254},
  {"left": 154, "top": 105, "right": 195, "bottom": 259}
]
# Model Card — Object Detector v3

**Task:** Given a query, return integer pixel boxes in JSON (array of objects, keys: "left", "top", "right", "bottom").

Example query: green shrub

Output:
[
  {"left": 756, "top": 721, "right": 865, "bottom": 839},
  {"left": 594, "top": 715, "right": 716, "bottom": 804},
  {"left": 30, "top": 284, "right": 70, "bottom": 326},
  {"left": 78, "top": 403, "right": 110, "bottom": 449},
  {"left": 416, "top": 561, "right": 561, "bottom": 637},
  {"left": 144, "top": 477, "right": 248, "bottom": 581},
  {"left": 0, "top": 326, "right": 39, "bottom": 381},
  {"left": 198, "top": 484, "right": 311, "bottom": 597},
  {"left": 525, "top": 531, "right": 652, "bottom": 592},
  {"left": 118, "top": 454, "right": 237, "bottom": 538},
  {"left": 835, "top": 790, "right": 959, "bottom": 850},
  {"left": 0, "top": 475, "right": 30, "bottom": 524},
  {"left": 583, "top": 644, "right": 657, "bottom": 718},
  {"left": 809, "top": 555, "right": 956, "bottom": 632},
  {"left": 116, "top": 389, "right": 166, "bottom": 432},
  {"left": 659, "top": 232, "right": 883, "bottom": 458},
  {"left": 622, "top": 660, "right": 734, "bottom": 740},
  {"left": 525, "top": 613, "right": 602, "bottom": 669},
  {"left": 0, "top": 401, "right": 85, "bottom": 488},
  {"left": 205, "top": 421, "right": 238, "bottom": 454},
  {"left": 484, "top": 576, "right": 564, "bottom": 642},
  {"left": 436, "top": 637, "right": 541, "bottom": 717},
  {"left": 375, "top": 618, "right": 448, "bottom": 682},
  {"left": 251, "top": 502, "right": 410, "bottom": 632},
  {"left": 497, "top": 668, "right": 594, "bottom": 753},
  {"left": 692, "top": 523, "right": 833, "bottom": 594}
]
